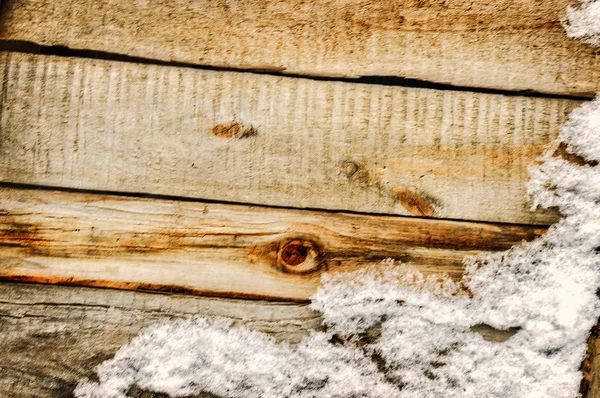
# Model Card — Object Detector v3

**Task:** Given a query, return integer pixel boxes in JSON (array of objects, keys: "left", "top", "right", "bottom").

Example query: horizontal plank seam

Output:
[
  {"left": 0, "top": 181, "right": 556, "bottom": 228},
  {"left": 0, "top": 40, "right": 592, "bottom": 102}
]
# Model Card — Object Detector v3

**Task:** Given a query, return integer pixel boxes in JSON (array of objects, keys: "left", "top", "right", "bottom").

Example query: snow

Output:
[
  {"left": 566, "top": 0, "right": 600, "bottom": 45},
  {"left": 76, "top": 6, "right": 600, "bottom": 397},
  {"left": 75, "top": 318, "right": 399, "bottom": 398}
]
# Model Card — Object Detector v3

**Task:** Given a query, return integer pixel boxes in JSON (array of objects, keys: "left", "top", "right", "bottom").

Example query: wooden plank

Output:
[
  {"left": 581, "top": 325, "right": 600, "bottom": 397},
  {"left": 0, "top": 0, "right": 598, "bottom": 96},
  {"left": 0, "top": 187, "right": 544, "bottom": 302},
  {"left": 0, "top": 52, "right": 580, "bottom": 225},
  {"left": 0, "top": 282, "right": 321, "bottom": 397}
]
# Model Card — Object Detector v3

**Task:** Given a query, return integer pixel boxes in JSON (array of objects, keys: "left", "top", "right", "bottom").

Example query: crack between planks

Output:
[{"left": 0, "top": 39, "right": 592, "bottom": 101}]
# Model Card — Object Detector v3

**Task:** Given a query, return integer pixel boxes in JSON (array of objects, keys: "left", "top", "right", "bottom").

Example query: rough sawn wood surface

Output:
[
  {"left": 1, "top": 0, "right": 599, "bottom": 95},
  {"left": 0, "top": 52, "right": 579, "bottom": 225}
]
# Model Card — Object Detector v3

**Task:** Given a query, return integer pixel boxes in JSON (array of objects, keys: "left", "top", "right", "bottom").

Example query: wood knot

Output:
[
  {"left": 337, "top": 161, "right": 359, "bottom": 178},
  {"left": 394, "top": 186, "right": 435, "bottom": 217},
  {"left": 212, "top": 121, "right": 256, "bottom": 139},
  {"left": 277, "top": 239, "right": 322, "bottom": 274}
]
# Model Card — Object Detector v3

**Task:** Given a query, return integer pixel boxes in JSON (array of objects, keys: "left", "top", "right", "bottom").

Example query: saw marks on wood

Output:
[
  {"left": 0, "top": 0, "right": 599, "bottom": 95},
  {"left": 0, "top": 187, "right": 544, "bottom": 301},
  {"left": 0, "top": 52, "right": 580, "bottom": 225}
]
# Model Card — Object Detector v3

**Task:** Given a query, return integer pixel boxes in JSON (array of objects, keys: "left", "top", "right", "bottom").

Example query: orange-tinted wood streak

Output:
[
  {"left": 0, "top": 187, "right": 544, "bottom": 301},
  {"left": 0, "top": 275, "right": 313, "bottom": 303}
]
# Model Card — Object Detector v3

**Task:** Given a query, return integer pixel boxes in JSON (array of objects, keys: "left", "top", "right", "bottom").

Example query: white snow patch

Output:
[
  {"left": 76, "top": 14, "right": 600, "bottom": 398},
  {"left": 75, "top": 318, "right": 398, "bottom": 398},
  {"left": 566, "top": 0, "right": 600, "bottom": 45}
]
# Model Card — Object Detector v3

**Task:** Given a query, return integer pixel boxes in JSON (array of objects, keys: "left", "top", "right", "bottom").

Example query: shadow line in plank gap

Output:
[
  {"left": 0, "top": 39, "right": 591, "bottom": 101},
  {"left": 0, "top": 181, "right": 554, "bottom": 229}
]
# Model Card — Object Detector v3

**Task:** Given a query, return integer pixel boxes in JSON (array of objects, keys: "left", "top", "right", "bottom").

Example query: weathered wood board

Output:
[
  {"left": 0, "top": 52, "right": 581, "bottom": 225},
  {"left": 582, "top": 326, "right": 600, "bottom": 398},
  {"left": 1, "top": 0, "right": 599, "bottom": 96},
  {"left": 0, "top": 187, "right": 544, "bottom": 302},
  {"left": 0, "top": 282, "right": 320, "bottom": 397}
]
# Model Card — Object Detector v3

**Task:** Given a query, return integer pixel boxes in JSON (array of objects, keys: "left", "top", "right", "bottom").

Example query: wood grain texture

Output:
[
  {"left": 0, "top": 0, "right": 599, "bottom": 95},
  {"left": 0, "top": 187, "right": 544, "bottom": 302},
  {"left": 0, "top": 282, "right": 320, "bottom": 397},
  {"left": 0, "top": 52, "right": 580, "bottom": 225},
  {"left": 581, "top": 326, "right": 600, "bottom": 398}
]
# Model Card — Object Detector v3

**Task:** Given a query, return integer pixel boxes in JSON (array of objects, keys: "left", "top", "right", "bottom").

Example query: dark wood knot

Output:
[{"left": 277, "top": 239, "right": 322, "bottom": 274}]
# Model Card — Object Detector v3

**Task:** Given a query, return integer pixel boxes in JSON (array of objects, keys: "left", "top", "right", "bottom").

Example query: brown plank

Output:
[
  {"left": 0, "top": 0, "right": 598, "bottom": 96},
  {"left": 0, "top": 187, "right": 545, "bottom": 302},
  {"left": 0, "top": 52, "right": 579, "bottom": 225},
  {"left": 582, "top": 325, "right": 600, "bottom": 397},
  {"left": 0, "top": 282, "right": 320, "bottom": 397}
]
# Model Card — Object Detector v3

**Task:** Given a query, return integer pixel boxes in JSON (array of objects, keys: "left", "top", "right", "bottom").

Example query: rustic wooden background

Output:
[{"left": 1, "top": 0, "right": 599, "bottom": 396}]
